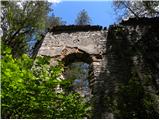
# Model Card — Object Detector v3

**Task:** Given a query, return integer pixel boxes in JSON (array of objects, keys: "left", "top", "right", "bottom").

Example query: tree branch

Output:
[{"left": 123, "top": 2, "right": 140, "bottom": 19}]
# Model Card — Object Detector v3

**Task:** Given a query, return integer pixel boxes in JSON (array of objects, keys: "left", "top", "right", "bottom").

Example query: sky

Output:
[{"left": 49, "top": 0, "right": 118, "bottom": 27}]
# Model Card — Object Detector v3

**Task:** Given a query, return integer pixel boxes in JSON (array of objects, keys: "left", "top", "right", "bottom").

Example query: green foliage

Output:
[
  {"left": 2, "top": 1, "right": 51, "bottom": 57},
  {"left": 1, "top": 46, "right": 90, "bottom": 119}
]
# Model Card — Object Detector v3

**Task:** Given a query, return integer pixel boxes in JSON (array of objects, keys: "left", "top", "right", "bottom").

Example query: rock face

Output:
[{"left": 37, "top": 18, "right": 159, "bottom": 119}]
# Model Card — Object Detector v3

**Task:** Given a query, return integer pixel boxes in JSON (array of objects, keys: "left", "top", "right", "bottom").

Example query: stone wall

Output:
[
  {"left": 38, "top": 30, "right": 107, "bottom": 57},
  {"left": 37, "top": 17, "right": 159, "bottom": 119},
  {"left": 100, "top": 17, "right": 159, "bottom": 118},
  {"left": 37, "top": 28, "right": 108, "bottom": 95}
]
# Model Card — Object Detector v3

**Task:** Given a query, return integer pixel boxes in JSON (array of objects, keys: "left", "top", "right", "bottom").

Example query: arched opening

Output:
[{"left": 62, "top": 52, "right": 93, "bottom": 100}]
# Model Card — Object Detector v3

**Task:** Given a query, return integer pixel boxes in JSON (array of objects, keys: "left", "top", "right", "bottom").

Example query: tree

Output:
[
  {"left": 75, "top": 9, "right": 91, "bottom": 25},
  {"left": 1, "top": 1, "right": 51, "bottom": 57},
  {"left": 47, "top": 14, "right": 66, "bottom": 29},
  {"left": 113, "top": 1, "right": 159, "bottom": 20}
]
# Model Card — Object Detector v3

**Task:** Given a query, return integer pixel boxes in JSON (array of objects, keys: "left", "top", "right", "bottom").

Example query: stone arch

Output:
[
  {"left": 61, "top": 50, "right": 95, "bottom": 96},
  {"left": 62, "top": 51, "right": 93, "bottom": 66},
  {"left": 37, "top": 26, "right": 108, "bottom": 118}
]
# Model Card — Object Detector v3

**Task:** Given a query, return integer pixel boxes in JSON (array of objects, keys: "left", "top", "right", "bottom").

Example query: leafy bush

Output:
[{"left": 1, "top": 46, "right": 90, "bottom": 119}]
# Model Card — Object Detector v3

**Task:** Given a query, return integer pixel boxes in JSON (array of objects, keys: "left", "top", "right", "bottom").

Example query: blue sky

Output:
[{"left": 50, "top": 1, "right": 118, "bottom": 27}]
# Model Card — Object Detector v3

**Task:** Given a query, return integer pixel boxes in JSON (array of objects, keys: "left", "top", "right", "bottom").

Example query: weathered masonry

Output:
[
  {"left": 37, "top": 25, "right": 108, "bottom": 94},
  {"left": 36, "top": 17, "right": 159, "bottom": 119},
  {"left": 37, "top": 25, "right": 109, "bottom": 118}
]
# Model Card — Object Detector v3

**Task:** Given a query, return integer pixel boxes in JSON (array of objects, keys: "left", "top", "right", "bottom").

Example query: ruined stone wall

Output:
[
  {"left": 37, "top": 29, "right": 109, "bottom": 119},
  {"left": 38, "top": 31, "right": 107, "bottom": 57},
  {"left": 99, "top": 18, "right": 159, "bottom": 118},
  {"left": 37, "top": 29, "right": 107, "bottom": 93},
  {"left": 37, "top": 18, "right": 159, "bottom": 119}
]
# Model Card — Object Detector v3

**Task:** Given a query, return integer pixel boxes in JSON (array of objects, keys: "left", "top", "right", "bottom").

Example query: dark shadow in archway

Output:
[{"left": 62, "top": 52, "right": 93, "bottom": 66}]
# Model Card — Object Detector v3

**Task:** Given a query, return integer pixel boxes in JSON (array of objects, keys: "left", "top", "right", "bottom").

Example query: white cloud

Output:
[{"left": 48, "top": 0, "right": 61, "bottom": 4}]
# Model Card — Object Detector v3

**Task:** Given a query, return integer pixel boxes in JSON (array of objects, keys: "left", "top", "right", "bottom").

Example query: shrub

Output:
[{"left": 1, "top": 46, "right": 90, "bottom": 119}]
